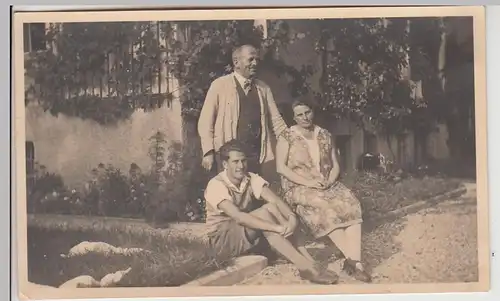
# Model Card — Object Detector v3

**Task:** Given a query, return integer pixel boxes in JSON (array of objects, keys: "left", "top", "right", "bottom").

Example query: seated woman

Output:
[{"left": 276, "top": 100, "right": 371, "bottom": 283}]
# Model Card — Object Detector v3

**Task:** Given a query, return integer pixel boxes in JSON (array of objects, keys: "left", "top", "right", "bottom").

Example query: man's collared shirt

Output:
[
  {"left": 233, "top": 71, "right": 253, "bottom": 94},
  {"left": 204, "top": 170, "right": 268, "bottom": 234}
]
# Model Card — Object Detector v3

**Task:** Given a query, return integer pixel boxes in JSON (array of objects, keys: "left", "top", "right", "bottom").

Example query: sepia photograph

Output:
[{"left": 12, "top": 5, "right": 489, "bottom": 300}]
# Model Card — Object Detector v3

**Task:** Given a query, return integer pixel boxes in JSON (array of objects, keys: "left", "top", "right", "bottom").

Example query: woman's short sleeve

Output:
[{"left": 318, "top": 127, "right": 332, "bottom": 143}]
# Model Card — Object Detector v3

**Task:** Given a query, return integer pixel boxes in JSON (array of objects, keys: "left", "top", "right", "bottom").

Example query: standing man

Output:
[{"left": 197, "top": 44, "right": 287, "bottom": 178}]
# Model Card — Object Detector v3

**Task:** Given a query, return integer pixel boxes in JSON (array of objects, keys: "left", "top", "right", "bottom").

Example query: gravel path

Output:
[{"left": 238, "top": 183, "right": 478, "bottom": 285}]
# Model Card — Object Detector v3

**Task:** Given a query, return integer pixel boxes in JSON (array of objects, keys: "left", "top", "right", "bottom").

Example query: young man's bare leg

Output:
[
  {"left": 263, "top": 203, "right": 288, "bottom": 225},
  {"left": 261, "top": 204, "right": 315, "bottom": 263},
  {"left": 290, "top": 230, "right": 316, "bottom": 263},
  {"left": 247, "top": 204, "right": 339, "bottom": 285},
  {"left": 246, "top": 204, "right": 315, "bottom": 272}
]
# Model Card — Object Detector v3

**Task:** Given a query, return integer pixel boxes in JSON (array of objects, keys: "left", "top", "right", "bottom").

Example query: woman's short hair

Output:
[
  {"left": 279, "top": 98, "right": 316, "bottom": 125},
  {"left": 291, "top": 99, "right": 314, "bottom": 112},
  {"left": 219, "top": 139, "right": 247, "bottom": 162},
  {"left": 290, "top": 98, "right": 317, "bottom": 119}
]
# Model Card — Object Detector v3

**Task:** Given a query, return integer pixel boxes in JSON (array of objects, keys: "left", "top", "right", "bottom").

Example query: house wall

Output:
[
  {"left": 24, "top": 22, "right": 185, "bottom": 188},
  {"left": 24, "top": 80, "right": 183, "bottom": 188},
  {"left": 426, "top": 123, "right": 451, "bottom": 160}
]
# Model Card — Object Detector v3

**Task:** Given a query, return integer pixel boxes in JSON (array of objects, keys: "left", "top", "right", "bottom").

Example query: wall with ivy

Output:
[{"left": 25, "top": 100, "right": 183, "bottom": 188}]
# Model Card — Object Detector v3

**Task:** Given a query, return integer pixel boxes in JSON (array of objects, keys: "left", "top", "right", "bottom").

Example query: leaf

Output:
[{"left": 26, "top": 18, "right": 445, "bottom": 131}]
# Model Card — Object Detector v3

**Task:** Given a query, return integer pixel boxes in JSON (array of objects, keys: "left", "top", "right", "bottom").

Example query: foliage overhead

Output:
[
  {"left": 25, "top": 18, "right": 445, "bottom": 134},
  {"left": 165, "top": 20, "right": 266, "bottom": 119},
  {"left": 284, "top": 18, "right": 446, "bottom": 135}
]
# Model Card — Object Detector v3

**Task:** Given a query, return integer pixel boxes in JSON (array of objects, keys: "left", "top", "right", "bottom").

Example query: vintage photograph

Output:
[{"left": 13, "top": 5, "right": 488, "bottom": 300}]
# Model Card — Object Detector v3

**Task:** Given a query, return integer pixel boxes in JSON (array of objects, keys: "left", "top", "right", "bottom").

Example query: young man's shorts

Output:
[{"left": 208, "top": 219, "right": 265, "bottom": 259}]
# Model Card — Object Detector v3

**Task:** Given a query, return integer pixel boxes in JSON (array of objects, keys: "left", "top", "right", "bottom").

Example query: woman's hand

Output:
[
  {"left": 304, "top": 179, "right": 326, "bottom": 189},
  {"left": 282, "top": 225, "right": 294, "bottom": 238},
  {"left": 323, "top": 179, "right": 336, "bottom": 189},
  {"left": 275, "top": 225, "right": 287, "bottom": 235},
  {"left": 276, "top": 225, "right": 293, "bottom": 238}
]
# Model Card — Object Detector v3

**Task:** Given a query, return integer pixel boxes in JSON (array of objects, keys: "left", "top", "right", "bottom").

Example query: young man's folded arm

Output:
[
  {"left": 260, "top": 186, "right": 295, "bottom": 218},
  {"left": 218, "top": 200, "right": 281, "bottom": 233},
  {"left": 251, "top": 175, "right": 295, "bottom": 218}
]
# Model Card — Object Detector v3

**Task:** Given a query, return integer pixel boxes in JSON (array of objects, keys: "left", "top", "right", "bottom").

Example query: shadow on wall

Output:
[{"left": 25, "top": 101, "right": 183, "bottom": 188}]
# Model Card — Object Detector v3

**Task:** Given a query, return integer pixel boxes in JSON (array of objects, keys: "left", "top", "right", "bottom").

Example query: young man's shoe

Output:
[{"left": 298, "top": 268, "right": 339, "bottom": 285}]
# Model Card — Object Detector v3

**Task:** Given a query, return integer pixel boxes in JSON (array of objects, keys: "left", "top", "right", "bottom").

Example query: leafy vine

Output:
[{"left": 25, "top": 18, "right": 445, "bottom": 136}]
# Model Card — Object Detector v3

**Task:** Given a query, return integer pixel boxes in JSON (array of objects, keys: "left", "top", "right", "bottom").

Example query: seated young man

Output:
[{"left": 204, "top": 139, "right": 339, "bottom": 284}]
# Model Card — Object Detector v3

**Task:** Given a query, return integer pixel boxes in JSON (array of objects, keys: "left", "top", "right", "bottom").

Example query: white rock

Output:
[
  {"left": 58, "top": 267, "right": 132, "bottom": 288},
  {"left": 100, "top": 267, "right": 132, "bottom": 287},
  {"left": 60, "top": 241, "right": 149, "bottom": 258},
  {"left": 59, "top": 275, "right": 100, "bottom": 288}
]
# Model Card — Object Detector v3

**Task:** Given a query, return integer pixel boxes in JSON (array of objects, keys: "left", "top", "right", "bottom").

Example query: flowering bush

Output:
[
  {"left": 26, "top": 131, "right": 206, "bottom": 223},
  {"left": 27, "top": 161, "right": 205, "bottom": 222}
]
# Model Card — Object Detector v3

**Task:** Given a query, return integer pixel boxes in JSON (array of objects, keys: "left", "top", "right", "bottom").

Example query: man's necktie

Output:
[{"left": 243, "top": 79, "right": 253, "bottom": 94}]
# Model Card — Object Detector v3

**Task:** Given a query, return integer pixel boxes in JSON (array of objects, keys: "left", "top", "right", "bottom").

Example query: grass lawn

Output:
[
  {"left": 27, "top": 226, "right": 230, "bottom": 287},
  {"left": 27, "top": 170, "right": 465, "bottom": 288},
  {"left": 341, "top": 172, "right": 463, "bottom": 218}
]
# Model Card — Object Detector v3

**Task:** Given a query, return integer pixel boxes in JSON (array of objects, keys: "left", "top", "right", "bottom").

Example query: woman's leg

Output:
[
  {"left": 343, "top": 223, "right": 365, "bottom": 270},
  {"left": 328, "top": 224, "right": 364, "bottom": 265},
  {"left": 335, "top": 223, "right": 371, "bottom": 282}
]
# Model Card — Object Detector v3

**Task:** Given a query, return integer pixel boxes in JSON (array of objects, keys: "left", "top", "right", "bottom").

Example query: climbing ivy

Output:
[
  {"left": 25, "top": 18, "right": 446, "bottom": 137},
  {"left": 25, "top": 20, "right": 280, "bottom": 125},
  {"left": 25, "top": 22, "right": 170, "bottom": 125}
]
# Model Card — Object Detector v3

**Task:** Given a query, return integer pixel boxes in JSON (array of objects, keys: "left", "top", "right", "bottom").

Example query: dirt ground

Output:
[{"left": 238, "top": 183, "right": 478, "bottom": 285}]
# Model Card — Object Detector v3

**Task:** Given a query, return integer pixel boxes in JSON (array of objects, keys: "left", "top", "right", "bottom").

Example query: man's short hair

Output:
[
  {"left": 232, "top": 44, "right": 258, "bottom": 63},
  {"left": 219, "top": 139, "right": 247, "bottom": 162}
]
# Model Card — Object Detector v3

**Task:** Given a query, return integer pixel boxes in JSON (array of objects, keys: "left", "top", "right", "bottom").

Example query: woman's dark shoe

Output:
[
  {"left": 298, "top": 268, "right": 339, "bottom": 284},
  {"left": 342, "top": 258, "right": 372, "bottom": 283}
]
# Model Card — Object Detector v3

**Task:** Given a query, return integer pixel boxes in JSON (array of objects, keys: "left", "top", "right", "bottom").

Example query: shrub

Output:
[
  {"left": 27, "top": 163, "right": 65, "bottom": 214},
  {"left": 26, "top": 131, "right": 206, "bottom": 223}
]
